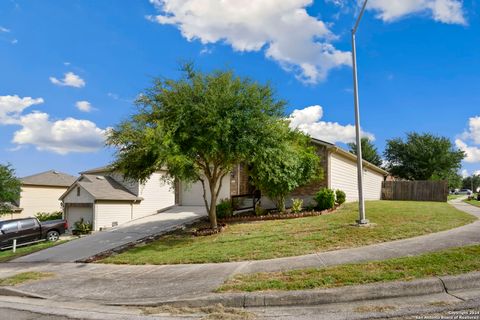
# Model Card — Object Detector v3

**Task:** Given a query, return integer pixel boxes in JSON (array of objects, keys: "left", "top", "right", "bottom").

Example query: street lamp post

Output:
[{"left": 352, "top": 0, "right": 369, "bottom": 225}]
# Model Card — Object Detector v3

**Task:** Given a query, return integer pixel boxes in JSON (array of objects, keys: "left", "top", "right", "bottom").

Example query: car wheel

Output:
[{"left": 46, "top": 230, "right": 60, "bottom": 242}]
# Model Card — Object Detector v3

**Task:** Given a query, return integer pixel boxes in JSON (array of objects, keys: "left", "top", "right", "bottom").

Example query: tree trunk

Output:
[{"left": 276, "top": 196, "right": 286, "bottom": 213}]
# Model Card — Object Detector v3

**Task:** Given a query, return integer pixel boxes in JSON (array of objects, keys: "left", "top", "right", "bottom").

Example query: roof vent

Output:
[
  {"left": 53, "top": 171, "right": 59, "bottom": 174},
  {"left": 96, "top": 176, "right": 105, "bottom": 180}
]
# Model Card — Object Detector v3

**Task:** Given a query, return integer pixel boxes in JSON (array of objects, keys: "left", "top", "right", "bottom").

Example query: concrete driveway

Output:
[{"left": 12, "top": 206, "right": 206, "bottom": 263}]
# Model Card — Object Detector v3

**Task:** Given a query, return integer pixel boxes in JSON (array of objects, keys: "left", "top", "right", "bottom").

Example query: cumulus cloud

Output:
[
  {"left": 12, "top": 112, "right": 108, "bottom": 154},
  {"left": 288, "top": 105, "right": 374, "bottom": 144},
  {"left": 367, "top": 0, "right": 466, "bottom": 25},
  {"left": 147, "top": 0, "right": 351, "bottom": 84},
  {"left": 75, "top": 100, "right": 93, "bottom": 112},
  {"left": 0, "top": 95, "right": 44, "bottom": 124},
  {"left": 456, "top": 116, "right": 480, "bottom": 163},
  {"left": 0, "top": 26, "right": 10, "bottom": 33},
  {"left": 49, "top": 72, "right": 86, "bottom": 88}
]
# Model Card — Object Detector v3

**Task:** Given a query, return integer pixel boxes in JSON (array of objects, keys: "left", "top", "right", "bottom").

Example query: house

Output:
[
  {"left": 60, "top": 167, "right": 175, "bottom": 231},
  {"left": 60, "top": 138, "right": 387, "bottom": 231},
  {"left": 177, "top": 138, "right": 388, "bottom": 208},
  {"left": 2, "top": 170, "right": 77, "bottom": 220}
]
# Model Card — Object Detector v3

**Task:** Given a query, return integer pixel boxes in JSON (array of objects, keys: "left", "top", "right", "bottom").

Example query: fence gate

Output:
[{"left": 381, "top": 180, "right": 448, "bottom": 202}]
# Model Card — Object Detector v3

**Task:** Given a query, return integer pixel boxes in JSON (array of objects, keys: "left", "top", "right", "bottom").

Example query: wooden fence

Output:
[{"left": 381, "top": 180, "right": 448, "bottom": 202}]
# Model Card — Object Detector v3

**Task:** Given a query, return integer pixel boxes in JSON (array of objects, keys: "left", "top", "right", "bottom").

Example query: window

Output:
[
  {"left": 77, "top": 187, "right": 81, "bottom": 197},
  {"left": 19, "top": 219, "right": 36, "bottom": 230},
  {"left": 1, "top": 221, "right": 19, "bottom": 233}
]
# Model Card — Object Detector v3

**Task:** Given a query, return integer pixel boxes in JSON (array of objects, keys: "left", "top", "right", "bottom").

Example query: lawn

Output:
[
  {"left": 100, "top": 201, "right": 476, "bottom": 265},
  {"left": 0, "top": 240, "right": 67, "bottom": 263},
  {"left": 464, "top": 197, "right": 480, "bottom": 208},
  {"left": 0, "top": 272, "right": 54, "bottom": 286},
  {"left": 448, "top": 194, "right": 464, "bottom": 200},
  {"left": 218, "top": 245, "right": 480, "bottom": 292}
]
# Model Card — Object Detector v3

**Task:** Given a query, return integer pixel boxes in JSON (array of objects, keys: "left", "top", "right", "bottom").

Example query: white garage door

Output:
[
  {"left": 330, "top": 153, "right": 384, "bottom": 202},
  {"left": 180, "top": 176, "right": 231, "bottom": 206},
  {"left": 66, "top": 206, "right": 93, "bottom": 231}
]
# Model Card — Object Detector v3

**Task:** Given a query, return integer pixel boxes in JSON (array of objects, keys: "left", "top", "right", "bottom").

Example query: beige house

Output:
[
  {"left": 3, "top": 170, "right": 77, "bottom": 220},
  {"left": 60, "top": 167, "right": 175, "bottom": 231}
]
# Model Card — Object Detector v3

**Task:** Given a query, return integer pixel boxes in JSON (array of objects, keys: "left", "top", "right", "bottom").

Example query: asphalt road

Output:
[{"left": 0, "top": 308, "right": 74, "bottom": 320}]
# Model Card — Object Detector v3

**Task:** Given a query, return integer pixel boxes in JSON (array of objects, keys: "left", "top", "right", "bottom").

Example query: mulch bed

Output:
[
  {"left": 192, "top": 223, "right": 227, "bottom": 236},
  {"left": 218, "top": 206, "right": 339, "bottom": 224}
]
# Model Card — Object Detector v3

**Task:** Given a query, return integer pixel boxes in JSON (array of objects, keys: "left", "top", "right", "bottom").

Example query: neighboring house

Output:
[
  {"left": 60, "top": 167, "right": 175, "bottom": 231},
  {"left": 177, "top": 138, "right": 388, "bottom": 208},
  {"left": 1, "top": 170, "right": 77, "bottom": 221},
  {"left": 1, "top": 202, "right": 23, "bottom": 220}
]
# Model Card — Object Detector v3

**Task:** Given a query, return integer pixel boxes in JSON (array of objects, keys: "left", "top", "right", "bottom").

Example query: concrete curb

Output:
[
  {"left": 0, "top": 287, "right": 48, "bottom": 299},
  {"left": 107, "top": 272, "right": 480, "bottom": 308}
]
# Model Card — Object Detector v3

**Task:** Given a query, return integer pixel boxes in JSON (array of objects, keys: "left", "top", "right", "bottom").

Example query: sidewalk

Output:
[{"left": 1, "top": 198, "right": 479, "bottom": 304}]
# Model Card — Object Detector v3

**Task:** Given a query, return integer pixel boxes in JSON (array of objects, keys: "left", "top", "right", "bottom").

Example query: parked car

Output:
[
  {"left": 0, "top": 218, "right": 67, "bottom": 250},
  {"left": 455, "top": 189, "right": 473, "bottom": 195}
]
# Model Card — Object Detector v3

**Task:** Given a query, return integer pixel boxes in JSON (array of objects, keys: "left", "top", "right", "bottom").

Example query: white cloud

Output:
[
  {"left": 147, "top": 0, "right": 351, "bottom": 84},
  {"left": 474, "top": 170, "right": 480, "bottom": 176},
  {"left": 0, "top": 26, "right": 10, "bottom": 33},
  {"left": 461, "top": 116, "right": 480, "bottom": 145},
  {"left": 49, "top": 72, "right": 86, "bottom": 88},
  {"left": 288, "top": 105, "right": 375, "bottom": 144},
  {"left": 75, "top": 100, "right": 93, "bottom": 112},
  {"left": 456, "top": 116, "right": 480, "bottom": 163},
  {"left": 367, "top": 0, "right": 466, "bottom": 25},
  {"left": 12, "top": 112, "right": 108, "bottom": 154},
  {"left": 461, "top": 169, "right": 469, "bottom": 178},
  {"left": 456, "top": 139, "right": 480, "bottom": 163},
  {"left": 0, "top": 95, "right": 44, "bottom": 124}
]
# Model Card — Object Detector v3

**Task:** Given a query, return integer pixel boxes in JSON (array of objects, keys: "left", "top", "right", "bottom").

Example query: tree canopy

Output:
[
  {"left": 384, "top": 133, "right": 465, "bottom": 181},
  {"left": 0, "top": 164, "right": 22, "bottom": 215},
  {"left": 347, "top": 137, "right": 383, "bottom": 167},
  {"left": 249, "top": 123, "right": 321, "bottom": 212},
  {"left": 462, "top": 174, "right": 480, "bottom": 192},
  {"left": 107, "top": 64, "right": 293, "bottom": 228}
]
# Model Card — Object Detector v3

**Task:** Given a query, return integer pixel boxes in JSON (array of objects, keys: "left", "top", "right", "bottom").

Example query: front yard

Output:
[
  {"left": 218, "top": 244, "right": 480, "bottom": 292},
  {"left": 100, "top": 201, "right": 476, "bottom": 265},
  {"left": 464, "top": 197, "right": 480, "bottom": 208},
  {"left": 0, "top": 240, "right": 67, "bottom": 263}
]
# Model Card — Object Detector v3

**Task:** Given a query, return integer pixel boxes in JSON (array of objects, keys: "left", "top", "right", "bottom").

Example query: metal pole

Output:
[
  {"left": 12, "top": 239, "right": 17, "bottom": 253},
  {"left": 352, "top": 0, "right": 369, "bottom": 225}
]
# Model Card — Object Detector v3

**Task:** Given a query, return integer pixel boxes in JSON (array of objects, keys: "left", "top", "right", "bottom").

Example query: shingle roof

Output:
[
  {"left": 74, "top": 174, "right": 141, "bottom": 201},
  {"left": 1, "top": 202, "right": 23, "bottom": 212},
  {"left": 21, "top": 170, "right": 77, "bottom": 187},
  {"left": 79, "top": 166, "right": 113, "bottom": 175}
]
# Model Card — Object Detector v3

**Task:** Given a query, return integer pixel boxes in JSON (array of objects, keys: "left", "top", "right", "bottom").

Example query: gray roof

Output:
[
  {"left": 79, "top": 165, "right": 113, "bottom": 175},
  {"left": 1, "top": 202, "right": 23, "bottom": 212},
  {"left": 65, "top": 174, "right": 141, "bottom": 201},
  {"left": 21, "top": 170, "right": 77, "bottom": 187}
]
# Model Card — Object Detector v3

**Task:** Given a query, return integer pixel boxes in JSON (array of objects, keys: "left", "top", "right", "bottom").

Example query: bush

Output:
[
  {"left": 255, "top": 204, "right": 267, "bottom": 216},
  {"left": 73, "top": 218, "right": 92, "bottom": 235},
  {"left": 291, "top": 198, "right": 303, "bottom": 213},
  {"left": 35, "top": 211, "right": 63, "bottom": 222},
  {"left": 335, "top": 189, "right": 346, "bottom": 205},
  {"left": 315, "top": 188, "right": 336, "bottom": 211},
  {"left": 216, "top": 198, "right": 233, "bottom": 219}
]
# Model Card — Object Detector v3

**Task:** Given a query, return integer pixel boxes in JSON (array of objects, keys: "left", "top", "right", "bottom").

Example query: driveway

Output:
[{"left": 11, "top": 206, "right": 206, "bottom": 263}]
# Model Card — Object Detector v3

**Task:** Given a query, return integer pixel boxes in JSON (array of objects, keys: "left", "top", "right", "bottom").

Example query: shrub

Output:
[
  {"left": 255, "top": 204, "right": 267, "bottom": 216},
  {"left": 35, "top": 211, "right": 63, "bottom": 222},
  {"left": 315, "top": 188, "right": 336, "bottom": 211},
  {"left": 335, "top": 189, "right": 346, "bottom": 205},
  {"left": 73, "top": 218, "right": 92, "bottom": 235},
  {"left": 291, "top": 198, "right": 303, "bottom": 213},
  {"left": 216, "top": 199, "right": 233, "bottom": 219}
]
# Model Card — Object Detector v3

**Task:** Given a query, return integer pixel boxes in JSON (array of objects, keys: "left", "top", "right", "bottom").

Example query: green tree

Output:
[
  {"left": 447, "top": 172, "right": 463, "bottom": 190},
  {"left": 249, "top": 124, "right": 321, "bottom": 212},
  {"left": 0, "top": 164, "right": 22, "bottom": 215},
  {"left": 347, "top": 137, "right": 383, "bottom": 167},
  {"left": 462, "top": 174, "right": 480, "bottom": 192},
  {"left": 384, "top": 133, "right": 465, "bottom": 181},
  {"left": 107, "top": 65, "right": 286, "bottom": 229}
]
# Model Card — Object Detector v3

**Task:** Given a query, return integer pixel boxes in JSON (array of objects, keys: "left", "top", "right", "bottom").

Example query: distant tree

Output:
[
  {"left": 0, "top": 164, "right": 22, "bottom": 215},
  {"left": 107, "top": 64, "right": 289, "bottom": 229},
  {"left": 447, "top": 172, "right": 463, "bottom": 190},
  {"left": 462, "top": 174, "right": 480, "bottom": 192},
  {"left": 384, "top": 133, "right": 465, "bottom": 181},
  {"left": 348, "top": 137, "right": 383, "bottom": 167},
  {"left": 249, "top": 124, "right": 321, "bottom": 212}
]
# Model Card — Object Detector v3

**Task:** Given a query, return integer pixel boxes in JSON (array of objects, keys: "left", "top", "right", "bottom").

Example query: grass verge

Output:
[
  {"left": 464, "top": 199, "right": 480, "bottom": 208},
  {"left": 0, "top": 272, "right": 54, "bottom": 286},
  {"left": 217, "top": 245, "right": 480, "bottom": 292},
  {"left": 100, "top": 201, "right": 476, "bottom": 265},
  {"left": 0, "top": 240, "right": 68, "bottom": 263}
]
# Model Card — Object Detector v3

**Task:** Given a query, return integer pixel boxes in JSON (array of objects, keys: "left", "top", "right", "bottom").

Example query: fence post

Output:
[{"left": 12, "top": 239, "right": 17, "bottom": 253}]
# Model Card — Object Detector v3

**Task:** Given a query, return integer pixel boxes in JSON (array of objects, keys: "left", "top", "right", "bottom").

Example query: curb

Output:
[
  {"left": 107, "top": 272, "right": 480, "bottom": 308},
  {"left": 0, "top": 287, "right": 48, "bottom": 299}
]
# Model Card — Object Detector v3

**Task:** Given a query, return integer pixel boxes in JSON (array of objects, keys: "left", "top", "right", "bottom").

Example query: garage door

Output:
[
  {"left": 66, "top": 206, "right": 93, "bottom": 231},
  {"left": 180, "top": 175, "right": 231, "bottom": 206}
]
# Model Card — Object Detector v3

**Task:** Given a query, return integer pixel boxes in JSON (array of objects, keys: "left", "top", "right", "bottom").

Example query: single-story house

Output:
[
  {"left": 1, "top": 170, "right": 77, "bottom": 220},
  {"left": 60, "top": 138, "right": 387, "bottom": 231},
  {"left": 60, "top": 167, "right": 175, "bottom": 231}
]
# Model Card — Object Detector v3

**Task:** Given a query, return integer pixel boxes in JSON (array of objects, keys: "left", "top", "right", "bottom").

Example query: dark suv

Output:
[{"left": 0, "top": 218, "right": 67, "bottom": 250}]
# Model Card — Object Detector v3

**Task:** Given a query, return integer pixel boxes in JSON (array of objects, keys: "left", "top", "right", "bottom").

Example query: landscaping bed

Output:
[
  {"left": 99, "top": 201, "right": 476, "bottom": 265},
  {"left": 217, "top": 244, "right": 480, "bottom": 292},
  {"left": 219, "top": 206, "right": 337, "bottom": 223}
]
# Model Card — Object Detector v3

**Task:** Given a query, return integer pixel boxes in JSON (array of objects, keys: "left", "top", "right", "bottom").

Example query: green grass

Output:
[
  {"left": 100, "top": 201, "right": 476, "bottom": 265},
  {"left": 0, "top": 272, "right": 54, "bottom": 286},
  {"left": 448, "top": 194, "right": 464, "bottom": 200},
  {"left": 464, "top": 198, "right": 480, "bottom": 208},
  {"left": 218, "top": 245, "right": 480, "bottom": 292},
  {"left": 0, "top": 240, "right": 67, "bottom": 263}
]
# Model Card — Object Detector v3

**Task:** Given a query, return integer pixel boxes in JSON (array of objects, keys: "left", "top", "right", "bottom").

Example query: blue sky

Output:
[{"left": 1, "top": 0, "right": 479, "bottom": 178}]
